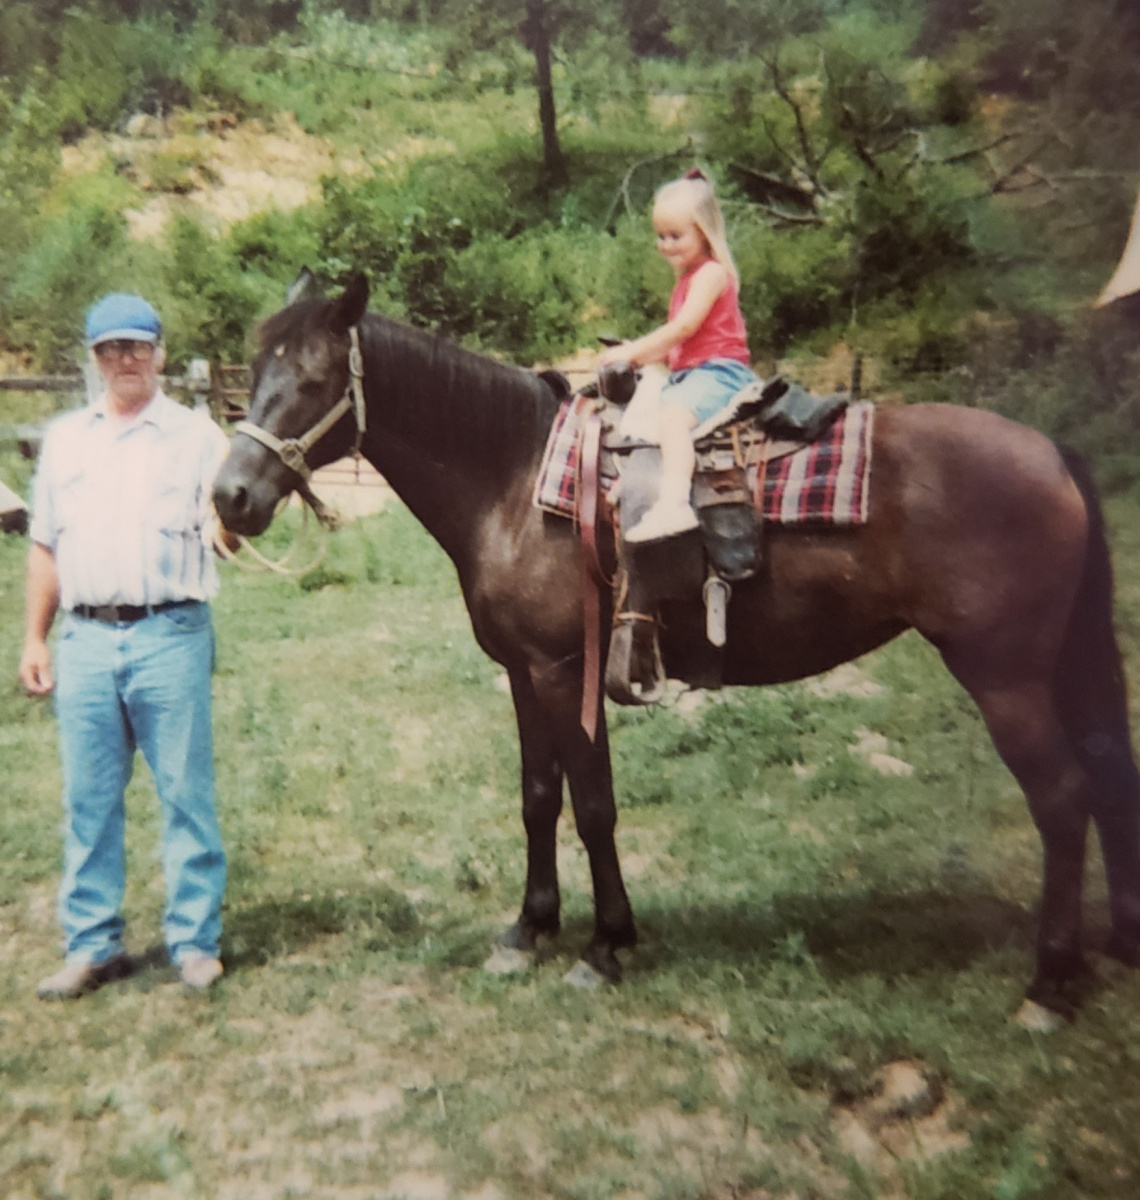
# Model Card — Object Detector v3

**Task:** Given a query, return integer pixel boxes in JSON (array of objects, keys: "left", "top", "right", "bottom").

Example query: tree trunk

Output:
[{"left": 526, "top": 0, "right": 568, "bottom": 188}]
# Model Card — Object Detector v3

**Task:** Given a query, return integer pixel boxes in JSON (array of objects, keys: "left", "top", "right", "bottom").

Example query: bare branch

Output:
[
  {"left": 728, "top": 161, "right": 818, "bottom": 211},
  {"left": 937, "top": 133, "right": 1016, "bottom": 166},
  {"left": 763, "top": 53, "right": 820, "bottom": 185},
  {"left": 757, "top": 111, "right": 798, "bottom": 175},
  {"left": 730, "top": 200, "right": 825, "bottom": 227},
  {"left": 758, "top": 206, "right": 826, "bottom": 226},
  {"left": 603, "top": 144, "right": 692, "bottom": 231},
  {"left": 986, "top": 135, "right": 1060, "bottom": 194},
  {"left": 849, "top": 131, "right": 884, "bottom": 180}
]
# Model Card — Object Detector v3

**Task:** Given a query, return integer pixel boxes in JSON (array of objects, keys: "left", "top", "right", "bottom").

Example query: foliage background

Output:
[{"left": 3, "top": 0, "right": 1140, "bottom": 474}]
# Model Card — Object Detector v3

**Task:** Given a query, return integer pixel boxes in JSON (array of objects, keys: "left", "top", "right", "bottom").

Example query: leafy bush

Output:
[
  {"left": 2, "top": 202, "right": 132, "bottom": 367},
  {"left": 160, "top": 217, "right": 273, "bottom": 365}
]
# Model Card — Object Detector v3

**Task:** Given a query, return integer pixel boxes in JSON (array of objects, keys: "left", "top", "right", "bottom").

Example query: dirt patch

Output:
[
  {"left": 61, "top": 111, "right": 372, "bottom": 240},
  {"left": 848, "top": 728, "right": 914, "bottom": 777},
  {"left": 803, "top": 662, "right": 884, "bottom": 700},
  {"left": 830, "top": 1059, "right": 970, "bottom": 1188}
]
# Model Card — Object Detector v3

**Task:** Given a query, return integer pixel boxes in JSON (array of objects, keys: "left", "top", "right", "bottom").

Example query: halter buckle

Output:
[{"left": 278, "top": 439, "right": 310, "bottom": 478}]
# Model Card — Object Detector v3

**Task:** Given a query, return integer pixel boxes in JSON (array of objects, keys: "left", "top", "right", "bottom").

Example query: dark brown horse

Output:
[{"left": 213, "top": 271, "right": 1140, "bottom": 1018}]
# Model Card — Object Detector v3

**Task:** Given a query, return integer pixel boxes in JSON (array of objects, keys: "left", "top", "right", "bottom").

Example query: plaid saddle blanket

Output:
[{"left": 534, "top": 398, "right": 874, "bottom": 526}]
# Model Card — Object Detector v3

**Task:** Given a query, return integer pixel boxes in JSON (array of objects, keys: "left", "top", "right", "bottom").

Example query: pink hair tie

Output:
[{"left": 685, "top": 167, "right": 706, "bottom": 181}]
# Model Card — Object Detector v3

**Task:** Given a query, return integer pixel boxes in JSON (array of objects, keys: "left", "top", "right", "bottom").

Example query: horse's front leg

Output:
[
  {"left": 531, "top": 661, "right": 637, "bottom": 983},
  {"left": 498, "top": 668, "right": 566, "bottom": 954}
]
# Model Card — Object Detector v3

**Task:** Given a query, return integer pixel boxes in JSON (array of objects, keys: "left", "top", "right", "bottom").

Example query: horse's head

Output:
[{"left": 213, "top": 270, "right": 370, "bottom": 536}]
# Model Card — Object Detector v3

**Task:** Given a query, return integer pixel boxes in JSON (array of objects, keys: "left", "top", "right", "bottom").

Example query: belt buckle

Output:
[{"left": 93, "top": 604, "right": 121, "bottom": 623}]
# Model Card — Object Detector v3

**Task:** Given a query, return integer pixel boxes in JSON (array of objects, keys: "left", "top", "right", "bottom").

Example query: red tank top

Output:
[{"left": 667, "top": 264, "right": 751, "bottom": 372}]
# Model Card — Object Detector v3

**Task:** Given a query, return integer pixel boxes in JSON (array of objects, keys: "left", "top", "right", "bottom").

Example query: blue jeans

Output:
[
  {"left": 54, "top": 603, "right": 225, "bottom": 965},
  {"left": 661, "top": 358, "right": 758, "bottom": 424}
]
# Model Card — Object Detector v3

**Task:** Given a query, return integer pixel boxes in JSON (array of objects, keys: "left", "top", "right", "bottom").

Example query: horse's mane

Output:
[{"left": 259, "top": 299, "right": 562, "bottom": 470}]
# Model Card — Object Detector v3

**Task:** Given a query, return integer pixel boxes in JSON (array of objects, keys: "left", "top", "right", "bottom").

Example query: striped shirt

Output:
[{"left": 29, "top": 390, "right": 230, "bottom": 610}]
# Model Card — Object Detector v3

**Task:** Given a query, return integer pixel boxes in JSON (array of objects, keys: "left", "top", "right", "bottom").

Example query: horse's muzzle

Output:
[{"left": 213, "top": 444, "right": 289, "bottom": 537}]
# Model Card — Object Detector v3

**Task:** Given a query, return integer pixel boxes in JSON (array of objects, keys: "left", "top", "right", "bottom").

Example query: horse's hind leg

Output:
[
  {"left": 500, "top": 669, "right": 566, "bottom": 952},
  {"left": 1089, "top": 762, "right": 1140, "bottom": 967},
  {"left": 1069, "top": 722, "right": 1140, "bottom": 967},
  {"left": 944, "top": 660, "right": 1092, "bottom": 1015},
  {"left": 1055, "top": 447, "right": 1140, "bottom": 965}
]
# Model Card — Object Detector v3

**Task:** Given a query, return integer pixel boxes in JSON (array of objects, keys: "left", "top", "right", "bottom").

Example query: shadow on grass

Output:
[
  {"left": 621, "top": 885, "right": 1041, "bottom": 981},
  {"left": 221, "top": 885, "right": 420, "bottom": 969}
]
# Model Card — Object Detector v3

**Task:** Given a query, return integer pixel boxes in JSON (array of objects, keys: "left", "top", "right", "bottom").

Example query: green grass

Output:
[{"left": 3, "top": 498, "right": 1140, "bottom": 1198}]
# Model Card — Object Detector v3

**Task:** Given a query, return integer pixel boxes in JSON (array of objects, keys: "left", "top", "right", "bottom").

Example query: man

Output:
[{"left": 19, "top": 293, "right": 231, "bottom": 998}]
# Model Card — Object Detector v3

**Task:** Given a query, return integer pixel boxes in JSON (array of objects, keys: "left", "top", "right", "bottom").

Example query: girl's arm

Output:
[{"left": 599, "top": 261, "right": 729, "bottom": 367}]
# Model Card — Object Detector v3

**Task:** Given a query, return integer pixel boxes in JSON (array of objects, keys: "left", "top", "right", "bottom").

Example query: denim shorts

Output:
[{"left": 660, "top": 358, "right": 758, "bottom": 424}]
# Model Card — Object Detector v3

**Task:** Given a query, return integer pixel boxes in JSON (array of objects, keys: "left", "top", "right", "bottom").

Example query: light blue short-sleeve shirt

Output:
[{"left": 30, "top": 390, "right": 230, "bottom": 610}]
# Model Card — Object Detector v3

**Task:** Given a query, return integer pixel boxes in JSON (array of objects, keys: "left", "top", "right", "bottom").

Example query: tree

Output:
[
  {"left": 522, "top": 0, "right": 566, "bottom": 187},
  {"left": 436, "top": 0, "right": 612, "bottom": 188}
]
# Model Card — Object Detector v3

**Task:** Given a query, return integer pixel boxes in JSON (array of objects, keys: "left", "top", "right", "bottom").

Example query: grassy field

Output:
[{"left": 3, "top": 493, "right": 1140, "bottom": 1200}]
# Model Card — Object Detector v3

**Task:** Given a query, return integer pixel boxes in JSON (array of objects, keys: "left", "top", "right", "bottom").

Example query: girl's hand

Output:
[{"left": 598, "top": 343, "right": 633, "bottom": 368}]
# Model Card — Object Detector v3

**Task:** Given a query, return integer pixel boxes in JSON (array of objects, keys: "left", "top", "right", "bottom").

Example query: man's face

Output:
[{"left": 94, "top": 339, "right": 162, "bottom": 409}]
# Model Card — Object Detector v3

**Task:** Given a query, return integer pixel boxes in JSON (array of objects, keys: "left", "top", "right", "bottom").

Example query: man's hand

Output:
[{"left": 19, "top": 639, "right": 54, "bottom": 696}]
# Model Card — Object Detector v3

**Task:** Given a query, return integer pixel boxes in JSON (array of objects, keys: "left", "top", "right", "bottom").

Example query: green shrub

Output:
[
  {"left": 3, "top": 202, "right": 131, "bottom": 367},
  {"left": 160, "top": 217, "right": 268, "bottom": 364}
]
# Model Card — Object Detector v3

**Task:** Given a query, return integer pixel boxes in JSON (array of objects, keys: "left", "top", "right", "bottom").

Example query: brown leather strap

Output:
[
  {"left": 752, "top": 433, "right": 770, "bottom": 511},
  {"left": 613, "top": 611, "right": 657, "bottom": 625},
  {"left": 577, "top": 401, "right": 604, "bottom": 742}
]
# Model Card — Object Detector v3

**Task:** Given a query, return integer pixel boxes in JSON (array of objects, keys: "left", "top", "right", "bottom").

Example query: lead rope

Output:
[{"left": 212, "top": 500, "right": 329, "bottom": 577}]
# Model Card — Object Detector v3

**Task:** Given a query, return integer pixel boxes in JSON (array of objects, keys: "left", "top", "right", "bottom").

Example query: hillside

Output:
[{"left": 2, "top": 1, "right": 1140, "bottom": 479}]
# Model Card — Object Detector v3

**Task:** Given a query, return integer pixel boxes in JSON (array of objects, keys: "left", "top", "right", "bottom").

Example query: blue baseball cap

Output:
[{"left": 85, "top": 293, "right": 163, "bottom": 346}]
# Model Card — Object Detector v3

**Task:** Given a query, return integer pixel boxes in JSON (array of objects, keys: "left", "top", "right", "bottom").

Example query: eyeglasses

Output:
[{"left": 95, "top": 339, "right": 156, "bottom": 361}]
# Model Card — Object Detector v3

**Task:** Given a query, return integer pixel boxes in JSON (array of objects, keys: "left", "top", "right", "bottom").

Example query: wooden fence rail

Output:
[{"left": 0, "top": 362, "right": 240, "bottom": 454}]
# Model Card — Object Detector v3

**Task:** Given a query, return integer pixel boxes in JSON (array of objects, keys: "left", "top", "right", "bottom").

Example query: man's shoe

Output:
[
  {"left": 179, "top": 956, "right": 224, "bottom": 992},
  {"left": 624, "top": 500, "right": 700, "bottom": 544},
  {"left": 36, "top": 953, "right": 132, "bottom": 1001}
]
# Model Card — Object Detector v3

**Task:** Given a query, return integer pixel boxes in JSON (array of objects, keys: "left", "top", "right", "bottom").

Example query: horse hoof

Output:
[
  {"left": 483, "top": 945, "right": 533, "bottom": 976},
  {"left": 1012, "top": 999, "right": 1067, "bottom": 1033},
  {"left": 563, "top": 960, "right": 608, "bottom": 991},
  {"left": 499, "top": 919, "right": 558, "bottom": 953}
]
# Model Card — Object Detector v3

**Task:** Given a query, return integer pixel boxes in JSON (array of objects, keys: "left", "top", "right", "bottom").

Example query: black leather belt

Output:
[{"left": 71, "top": 600, "right": 196, "bottom": 624}]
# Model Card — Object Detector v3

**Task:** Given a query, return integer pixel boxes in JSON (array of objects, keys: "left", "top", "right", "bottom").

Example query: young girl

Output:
[{"left": 599, "top": 168, "right": 758, "bottom": 542}]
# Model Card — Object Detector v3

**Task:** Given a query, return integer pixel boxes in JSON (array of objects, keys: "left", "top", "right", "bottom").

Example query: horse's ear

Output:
[
  {"left": 285, "top": 267, "right": 319, "bottom": 307},
  {"left": 328, "top": 272, "right": 370, "bottom": 335}
]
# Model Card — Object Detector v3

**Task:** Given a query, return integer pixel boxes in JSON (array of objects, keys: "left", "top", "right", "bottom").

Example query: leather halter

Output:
[{"left": 233, "top": 326, "right": 367, "bottom": 527}]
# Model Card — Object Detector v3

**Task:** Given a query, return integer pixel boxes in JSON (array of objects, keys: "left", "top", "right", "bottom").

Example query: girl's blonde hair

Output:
[{"left": 654, "top": 169, "right": 738, "bottom": 283}]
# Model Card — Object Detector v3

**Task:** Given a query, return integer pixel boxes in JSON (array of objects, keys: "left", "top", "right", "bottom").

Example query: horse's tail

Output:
[{"left": 1055, "top": 447, "right": 1140, "bottom": 810}]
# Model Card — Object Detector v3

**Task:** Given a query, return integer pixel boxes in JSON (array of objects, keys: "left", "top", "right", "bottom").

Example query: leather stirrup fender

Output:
[{"left": 577, "top": 399, "right": 606, "bottom": 741}]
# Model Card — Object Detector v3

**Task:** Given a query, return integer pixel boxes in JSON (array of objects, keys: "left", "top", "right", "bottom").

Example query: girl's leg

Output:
[
  {"left": 626, "top": 357, "right": 756, "bottom": 542},
  {"left": 656, "top": 403, "right": 699, "bottom": 507},
  {"left": 625, "top": 401, "right": 701, "bottom": 541}
]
